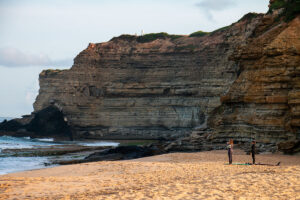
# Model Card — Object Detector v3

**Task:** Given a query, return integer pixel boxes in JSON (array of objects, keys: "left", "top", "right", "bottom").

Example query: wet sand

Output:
[{"left": 1, "top": 150, "right": 300, "bottom": 199}]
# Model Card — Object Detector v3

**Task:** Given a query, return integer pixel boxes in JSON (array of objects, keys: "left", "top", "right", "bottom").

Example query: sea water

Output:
[
  {"left": 0, "top": 136, "right": 119, "bottom": 175},
  {"left": 0, "top": 117, "right": 13, "bottom": 122}
]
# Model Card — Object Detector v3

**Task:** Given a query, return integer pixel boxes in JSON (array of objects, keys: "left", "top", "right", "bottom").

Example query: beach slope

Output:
[{"left": 1, "top": 150, "right": 300, "bottom": 199}]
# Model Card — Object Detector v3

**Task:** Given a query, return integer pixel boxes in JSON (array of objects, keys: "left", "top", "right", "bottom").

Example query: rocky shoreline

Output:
[{"left": 0, "top": 137, "right": 165, "bottom": 168}]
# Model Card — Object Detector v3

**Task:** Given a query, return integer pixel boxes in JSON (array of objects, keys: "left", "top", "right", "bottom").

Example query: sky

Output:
[{"left": 0, "top": 0, "right": 269, "bottom": 117}]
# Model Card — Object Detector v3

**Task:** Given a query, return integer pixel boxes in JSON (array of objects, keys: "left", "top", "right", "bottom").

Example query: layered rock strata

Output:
[
  {"left": 210, "top": 14, "right": 300, "bottom": 144},
  {"left": 33, "top": 15, "right": 262, "bottom": 140},
  {"left": 167, "top": 0, "right": 300, "bottom": 153}
]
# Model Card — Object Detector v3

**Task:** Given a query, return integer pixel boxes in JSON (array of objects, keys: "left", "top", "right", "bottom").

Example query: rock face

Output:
[
  {"left": 209, "top": 11, "right": 300, "bottom": 145},
  {"left": 166, "top": 0, "right": 300, "bottom": 152},
  {"left": 26, "top": 105, "right": 72, "bottom": 139},
  {"left": 33, "top": 14, "right": 262, "bottom": 140}
]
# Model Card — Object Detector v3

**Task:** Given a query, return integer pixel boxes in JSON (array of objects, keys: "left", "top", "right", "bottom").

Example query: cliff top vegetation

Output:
[{"left": 269, "top": 0, "right": 300, "bottom": 21}]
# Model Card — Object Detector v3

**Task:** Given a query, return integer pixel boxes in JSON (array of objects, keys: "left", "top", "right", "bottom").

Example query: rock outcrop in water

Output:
[{"left": 0, "top": 105, "right": 72, "bottom": 139}]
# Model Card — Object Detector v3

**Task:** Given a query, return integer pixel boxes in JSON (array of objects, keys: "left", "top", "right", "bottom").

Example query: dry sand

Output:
[{"left": 1, "top": 150, "right": 300, "bottom": 200}]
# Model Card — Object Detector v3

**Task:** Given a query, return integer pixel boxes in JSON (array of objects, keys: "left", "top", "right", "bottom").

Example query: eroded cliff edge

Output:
[{"left": 32, "top": 13, "right": 262, "bottom": 140}]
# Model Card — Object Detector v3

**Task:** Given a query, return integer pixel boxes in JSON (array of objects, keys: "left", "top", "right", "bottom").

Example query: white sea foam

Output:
[
  {"left": 35, "top": 138, "right": 54, "bottom": 142},
  {"left": 0, "top": 136, "right": 58, "bottom": 149},
  {"left": 78, "top": 141, "right": 119, "bottom": 147}
]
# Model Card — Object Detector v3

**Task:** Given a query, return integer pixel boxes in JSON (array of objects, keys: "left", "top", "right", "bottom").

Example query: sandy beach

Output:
[{"left": 1, "top": 150, "right": 300, "bottom": 200}]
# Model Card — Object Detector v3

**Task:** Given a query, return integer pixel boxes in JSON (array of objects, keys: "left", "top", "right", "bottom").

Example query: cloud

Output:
[
  {"left": 0, "top": 47, "right": 72, "bottom": 67},
  {"left": 0, "top": 47, "right": 50, "bottom": 67},
  {"left": 51, "top": 58, "right": 73, "bottom": 67},
  {"left": 196, "top": 0, "right": 236, "bottom": 20}
]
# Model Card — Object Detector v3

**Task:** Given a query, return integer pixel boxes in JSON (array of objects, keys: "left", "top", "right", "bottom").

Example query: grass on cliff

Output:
[
  {"left": 190, "top": 25, "right": 231, "bottom": 37},
  {"left": 269, "top": 0, "right": 300, "bottom": 22},
  {"left": 136, "top": 32, "right": 183, "bottom": 43},
  {"left": 284, "top": 0, "right": 300, "bottom": 21},
  {"left": 269, "top": 0, "right": 287, "bottom": 10},
  {"left": 189, "top": 31, "right": 210, "bottom": 37},
  {"left": 111, "top": 34, "right": 136, "bottom": 41},
  {"left": 41, "top": 69, "right": 63, "bottom": 76}
]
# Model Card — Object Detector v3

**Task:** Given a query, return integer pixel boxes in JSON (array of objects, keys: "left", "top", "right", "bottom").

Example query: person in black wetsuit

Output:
[
  {"left": 227, "top": 139, "right": 233, "bottom": 164},
  {"left": 251, "top": 140, "right": 256, "bottom": 164}
]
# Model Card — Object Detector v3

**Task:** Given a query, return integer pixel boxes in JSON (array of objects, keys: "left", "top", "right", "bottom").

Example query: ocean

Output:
[
  {"left": 0, "top": 117, "right": 13, "bottom": 122},
  {"left": 0, "top": 136, "right": 119, "bottom": 175}
]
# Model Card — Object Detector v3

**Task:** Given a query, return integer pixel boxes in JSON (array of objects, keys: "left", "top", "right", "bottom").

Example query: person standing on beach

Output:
[
  {"left": 227, "top": 139, "right": 233, "bottom": 164},
  {"left": 251, "top": 140, "right": 256, "bottom": 164}
]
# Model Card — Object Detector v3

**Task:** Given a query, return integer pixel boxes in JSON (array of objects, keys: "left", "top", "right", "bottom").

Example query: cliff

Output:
[
  {"left": 1, "top": 1, "right": 299, "bottom": 153},
  {"left": 32, "top": 14, "right": 262, "bottom": 140},
  {"left": 166, "top": 0, "right": 300, "bottom": 153},
  {"left": 209, "top": 7, "right": 300, "bottom": 151},
  {"left": 213, "top": 17, "right": 300, "bottom": 141}
]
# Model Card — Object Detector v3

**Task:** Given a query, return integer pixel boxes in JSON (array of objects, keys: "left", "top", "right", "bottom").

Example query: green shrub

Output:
[
  {"left": 269, "top": 0, "right": 300, "bottom": 22},
  {"left": 136, "top": 32, "right": 183, "bottom": 43},
  {"left": 110, "top": 34, "right": 136, "bottom": 42},
  {"left": 269, "top": 0, "right": 286, "bottom": 11},
  {"left": 284, "top": 0, "right": 300, "bottom": 21},
  {"left": 189, "top": 30, "right": 209, "bottom": 37}
]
